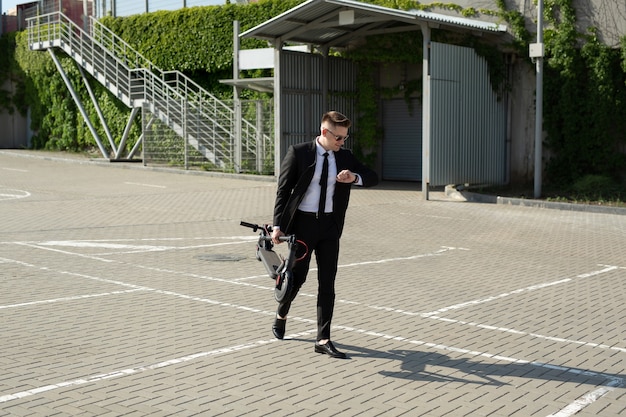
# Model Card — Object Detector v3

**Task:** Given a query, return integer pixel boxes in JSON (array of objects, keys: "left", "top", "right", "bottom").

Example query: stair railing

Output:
[{"left": 27, "top": 11, "right": 272, "bottom": 173}]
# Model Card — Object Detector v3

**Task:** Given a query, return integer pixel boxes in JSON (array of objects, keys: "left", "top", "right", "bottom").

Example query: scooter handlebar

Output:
[
  {"left": 259, "top": 235, "right": 291, "bottom": 243},
  {"left": 240, "top": 221, "right": 292, "bottom": 242},
  {"left": 239, "top": 221, "right": 264, "bottom": 232}
]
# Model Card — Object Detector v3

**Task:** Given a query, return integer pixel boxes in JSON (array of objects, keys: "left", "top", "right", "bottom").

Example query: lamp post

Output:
[{"left": 531, "top": 0, "right": 545, "bottom": 198}]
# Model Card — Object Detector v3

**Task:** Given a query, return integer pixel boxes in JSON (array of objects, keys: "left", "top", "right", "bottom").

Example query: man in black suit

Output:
[{"left": 271, "top": 111, "right": 379, "bottom": 358}]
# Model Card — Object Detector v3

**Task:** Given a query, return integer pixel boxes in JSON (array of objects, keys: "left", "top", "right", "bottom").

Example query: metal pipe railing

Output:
[{"left": 27, "top": 10, "right": 273, "bottom": 173}]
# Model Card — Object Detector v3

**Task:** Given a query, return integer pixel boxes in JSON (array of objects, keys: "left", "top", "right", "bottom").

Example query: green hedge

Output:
[{"left": 99, "top": 0, "right": 303, "bottom": 98}]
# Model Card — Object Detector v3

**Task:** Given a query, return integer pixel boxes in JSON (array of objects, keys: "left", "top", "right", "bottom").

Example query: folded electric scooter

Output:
[{"left": 240, "top": 221, "right": 307, "bottom": 303}]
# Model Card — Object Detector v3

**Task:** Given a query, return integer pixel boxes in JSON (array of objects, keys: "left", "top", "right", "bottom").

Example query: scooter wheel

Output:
[{"left": 274, "top": 270, "right": 293, "bottom": 303}]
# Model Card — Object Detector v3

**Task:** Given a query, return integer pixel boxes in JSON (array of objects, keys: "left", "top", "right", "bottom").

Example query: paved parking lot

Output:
[{"left": 1, "top": 150, "right": 625, "bottom": 416}]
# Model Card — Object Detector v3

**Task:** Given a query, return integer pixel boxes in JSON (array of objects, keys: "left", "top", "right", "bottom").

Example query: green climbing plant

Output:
[
  {"left": 343, "top": 30, "right": 423, "bottom": 164},
  {"left": 0, "top": 33, "right": 27, "bottom": 116},
  {"left": 344, "top": 0, "right": 513, "bottom": 163},
  {"left": 13, "top": 31, "right": 140, "bottom": 152},
  {"left": 541, "top": 0, "right": 626, "bottom": 188}
]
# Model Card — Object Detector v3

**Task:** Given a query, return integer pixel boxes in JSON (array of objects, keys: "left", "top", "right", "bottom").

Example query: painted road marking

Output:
[
  {"left": 420, "top": 265, "right": 618, "bottom": 317},
  {"left": 38, "top": 240, "right": 179, "bottom": 250},
  {"left": 0, "top": 188, "right": 31, "bottom": 201},
  {"left": 428, "top": 315, "right": 626, "bottom": 354},
  {"left": 0, "top": 289, "right": 146, "bottom": 309},
  {"left": 546, "top": 379, "right": 622, "bottom": 417},
  {"left": 124, "top": 181, "right": 166, "bottom": 188},
  {"left": 9, "top": 239, "right": 253, "bottom": 258}
]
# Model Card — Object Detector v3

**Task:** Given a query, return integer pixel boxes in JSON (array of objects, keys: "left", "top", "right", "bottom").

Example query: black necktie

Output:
[{"left": 318, "top": 152, "right": 329, "bottom": 216}]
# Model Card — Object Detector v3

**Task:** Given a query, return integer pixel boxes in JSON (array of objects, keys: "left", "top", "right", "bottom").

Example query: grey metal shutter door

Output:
[
  {"left": 382, "top": 98, "right": 422, "bottom": 181},
  {"left": 429, "top": 42, "right": 507, "bottom": 186}
]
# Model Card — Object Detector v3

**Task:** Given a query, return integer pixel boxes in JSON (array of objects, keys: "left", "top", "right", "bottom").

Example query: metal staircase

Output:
[{"left": 26, "top": 12, "right": 272, "bottom": 173}]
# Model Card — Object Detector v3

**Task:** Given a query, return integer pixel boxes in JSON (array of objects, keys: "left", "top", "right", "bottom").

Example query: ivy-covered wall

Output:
[
  {"left": 542, "top": 1, "right": 626, "bottom": 188},
  {"left": 0, "top": 33, "right": 28, "bottom": 148},
  {"left": 13, "top": 31, "right": 141, "bottom": 151}
]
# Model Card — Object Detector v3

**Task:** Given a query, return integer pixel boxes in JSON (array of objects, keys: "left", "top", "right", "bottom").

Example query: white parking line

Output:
[
  {"left": 124, "top": 181, "right": 166, "bottom": 188},
  {"left": 0, "top": 289, "right": 146, "bottom": 309},
  {"left": 338, "top": 246, "right": 469, "bottom": 268},
  {"left": 0, "top": 256, "right": 274, "bottom": 313},
  {"left": 11, "top": 242, "right": 116, "bottom": 262},
  {"left": 0, "top": 188, "right": 31, "bottom": 201},
  {"left": 0, "top": 335, "right": 288, "bottom": 403},
  {"left": 421, "top": 265, "right": 618, "bottom": 317},
  {"left": 37, "top": 241, "right": 179, "bottom": 250},
  {"left": 7, "top": 238, "right": 255, "bottom": 257},
  {"left": 428, "top": 315, "right": 626, "bottom": 354},
  {"left": 368, "top": 265, "right": 625, "bottom": 354},
  {"left": 547, "top": 379, "right": 622, "bottom": 417}
]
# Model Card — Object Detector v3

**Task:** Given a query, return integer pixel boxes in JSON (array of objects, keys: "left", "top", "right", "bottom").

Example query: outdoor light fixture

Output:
[{"left": 339, "top": 10, "right": 354, "bottom": 25}]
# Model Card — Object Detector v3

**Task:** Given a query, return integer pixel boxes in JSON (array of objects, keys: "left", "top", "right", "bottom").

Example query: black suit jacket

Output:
[{"left": 273, "top": 140, "right": 378, "bottom": 236}]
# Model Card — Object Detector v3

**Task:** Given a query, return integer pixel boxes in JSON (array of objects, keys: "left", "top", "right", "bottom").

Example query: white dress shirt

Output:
[{"left": 298, "top": 139, "right": 336, "bottom": 213}]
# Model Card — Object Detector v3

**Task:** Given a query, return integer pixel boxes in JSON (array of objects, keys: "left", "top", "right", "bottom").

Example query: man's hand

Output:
[
  {"left": 272, "top": 228, "right": 285, "bottom": 244},
  {"left": 336, "top": 169, "right": 356, "bottom": 183}
]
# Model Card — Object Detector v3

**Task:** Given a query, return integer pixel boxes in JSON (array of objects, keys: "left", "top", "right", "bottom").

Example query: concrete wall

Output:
[
  {"left": 428, "top": 0, "right": 625, "bottom": 47},
  {"left": 507, "top": 58, "right": 537, "bottom": 185},
  {"left": 572, "top": 0, "right": 625, "bottom": 47}
]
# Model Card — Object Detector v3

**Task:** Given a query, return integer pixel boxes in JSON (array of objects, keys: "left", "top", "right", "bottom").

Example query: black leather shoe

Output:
[
  {"left": 272, "top": 318, "right": 286, "bottom": 339},
  {"left": 314, "top": 341, "right": 347, "bottom": 359}
]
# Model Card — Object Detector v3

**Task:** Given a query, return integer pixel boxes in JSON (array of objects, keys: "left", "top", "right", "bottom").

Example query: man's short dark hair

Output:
[{"left": 322, "top": 111, "right": 351, "bottom": 129}]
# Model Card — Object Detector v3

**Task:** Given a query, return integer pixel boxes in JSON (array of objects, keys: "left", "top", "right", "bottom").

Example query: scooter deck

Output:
[{"left": 257, "top": 247, "right": 283, "bottom": 279}]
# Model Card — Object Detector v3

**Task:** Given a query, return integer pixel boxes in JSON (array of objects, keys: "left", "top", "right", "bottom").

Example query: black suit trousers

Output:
[{"left": 277, "top": 211, "right": 340, "bottom": 341}]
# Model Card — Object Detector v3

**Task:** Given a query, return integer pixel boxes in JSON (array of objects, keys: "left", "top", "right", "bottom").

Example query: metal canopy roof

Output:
[{"left": 240, "top": 0, "right": 508, "bottom": 49}]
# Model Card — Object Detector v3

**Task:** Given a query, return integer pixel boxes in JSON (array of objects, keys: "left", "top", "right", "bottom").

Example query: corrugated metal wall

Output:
[
  {"left": 326, "top": 57, "right": 357, "bottom": 135},
  {"left": 281, "top": 51, "right": 322, "bottom": 152},
  {"left": 279, "top": 51, "right": 356, "bottom": 159},
  {"left": 429, "top": 42, "right": 507, "bottom": 186}
]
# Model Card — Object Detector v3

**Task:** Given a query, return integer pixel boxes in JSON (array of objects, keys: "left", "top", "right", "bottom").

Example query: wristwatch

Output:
[{"left": 352, "top": 174, "right": 359, "bottom": 183}]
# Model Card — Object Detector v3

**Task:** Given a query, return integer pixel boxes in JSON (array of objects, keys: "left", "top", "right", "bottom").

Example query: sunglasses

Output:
[{"left": 325, "top": 128, "right": 349, "bottom": 142}]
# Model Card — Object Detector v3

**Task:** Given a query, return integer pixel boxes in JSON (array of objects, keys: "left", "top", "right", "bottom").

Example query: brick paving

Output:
[{"left": 0, "top": 150, "right": 625, "bottom": 416}]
